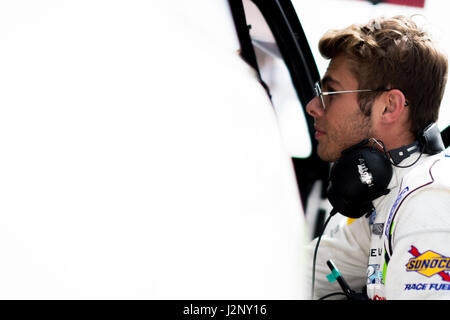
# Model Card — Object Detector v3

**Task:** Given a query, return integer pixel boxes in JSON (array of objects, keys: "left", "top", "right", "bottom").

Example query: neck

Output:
[{"left": 371, "top": 123, "right": 415, "bottom": 152}]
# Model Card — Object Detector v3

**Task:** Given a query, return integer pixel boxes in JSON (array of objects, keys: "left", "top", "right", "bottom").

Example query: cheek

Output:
[
  {"left": 326, "top": 112, "right": 351, "bottom": 143},
  {"left": 338, "top": 112, "right": 372, "bottom": 145},
  {"left": 323, "top": 112, "right": 371, "bottom": 158}
]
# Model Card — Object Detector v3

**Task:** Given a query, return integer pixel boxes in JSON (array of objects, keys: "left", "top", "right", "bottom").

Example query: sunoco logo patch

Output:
[{"left": 406, "top": 246, "right": 450, "bottom": 281}]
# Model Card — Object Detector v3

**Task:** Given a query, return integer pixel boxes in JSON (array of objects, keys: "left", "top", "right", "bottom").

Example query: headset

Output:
[
  {"left": 311, "top": 122, "right": 445, "bottom": 299},
  {"left": 327, "top": 122, "right": 445, "bottom": 219}
]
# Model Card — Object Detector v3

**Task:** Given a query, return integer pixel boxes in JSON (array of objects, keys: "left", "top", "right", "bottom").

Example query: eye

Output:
[
  {"left": 326, "top": 86, "right": 336, "bottom": 92},
  {"left": 324, "top": 87, "right": 336, "bottom": 99}
]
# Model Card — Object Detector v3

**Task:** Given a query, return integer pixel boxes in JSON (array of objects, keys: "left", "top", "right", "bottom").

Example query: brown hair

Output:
[{"left": 318, "top": 15, "right": 448, "bottom": 135}]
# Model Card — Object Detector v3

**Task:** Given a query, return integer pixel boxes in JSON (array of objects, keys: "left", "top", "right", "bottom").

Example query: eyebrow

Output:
[{"left": 321, "top": 75, "right": 342, "bottom": 89}]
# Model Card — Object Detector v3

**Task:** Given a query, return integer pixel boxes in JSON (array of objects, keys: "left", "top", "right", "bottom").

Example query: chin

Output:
[{"left": 317, "top": 146, "right": 339, "bottom": 163}]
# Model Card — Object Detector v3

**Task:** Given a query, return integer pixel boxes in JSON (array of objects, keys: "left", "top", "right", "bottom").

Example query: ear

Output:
[{"left": 378, "top": 89, "right": 407, "bottom": 124}]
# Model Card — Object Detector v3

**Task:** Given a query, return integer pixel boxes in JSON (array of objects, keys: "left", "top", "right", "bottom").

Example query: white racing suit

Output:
[{"left": 308, "top": 150, "right": 450, "bottom": 300}]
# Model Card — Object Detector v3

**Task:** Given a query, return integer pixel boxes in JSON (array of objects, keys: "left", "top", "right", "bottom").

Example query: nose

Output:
[{"left": 306, "top": 96, "right": 324, "bottom": 118}]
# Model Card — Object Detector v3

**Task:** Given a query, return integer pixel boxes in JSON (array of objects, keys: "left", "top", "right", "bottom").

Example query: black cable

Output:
[
  {"left": 319, "top": 292, "right": 347, "bottom": 300},
  {"left": 310, "top": 208, "right": 337, "bottom": 299},
  {"left": 391, "top": 147, "right": 424, "bottom": 168},
  {"left": 370, "top": 138, "right": 424, "bottom": 169}
]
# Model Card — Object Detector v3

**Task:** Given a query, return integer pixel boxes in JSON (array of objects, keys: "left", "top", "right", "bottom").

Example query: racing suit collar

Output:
[{"left": 372, "top": 150, "right": 427, "bottom": 208}]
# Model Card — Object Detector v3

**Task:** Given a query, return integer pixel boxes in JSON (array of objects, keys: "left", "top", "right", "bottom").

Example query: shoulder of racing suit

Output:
[{"left": 384, "top": 151, "right": 450, "bottom": 261}]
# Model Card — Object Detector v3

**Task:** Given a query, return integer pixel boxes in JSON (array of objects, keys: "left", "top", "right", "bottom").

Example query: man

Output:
[{"left": 306, "top": 15, "right": 450, "bottom": 300}]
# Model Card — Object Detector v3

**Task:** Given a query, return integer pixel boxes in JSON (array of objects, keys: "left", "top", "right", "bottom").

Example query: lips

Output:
[{"left": 314, "top": 125, "right": 326, "bottom": 138}]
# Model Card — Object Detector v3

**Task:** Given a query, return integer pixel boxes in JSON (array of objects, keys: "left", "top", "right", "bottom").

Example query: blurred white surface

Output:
[{"left": 0, "top": 0, "right": 307, "bottom": 299}]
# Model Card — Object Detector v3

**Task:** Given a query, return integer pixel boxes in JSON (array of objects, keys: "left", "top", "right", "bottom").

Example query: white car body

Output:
[{"left": 0, "top": 1, "right": 307, "bottom": 299}]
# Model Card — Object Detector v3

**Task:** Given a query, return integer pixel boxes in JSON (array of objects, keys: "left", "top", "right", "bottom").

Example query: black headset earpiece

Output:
[{"left": 326, "top": 140, "right": 393, "bottom": 219}]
